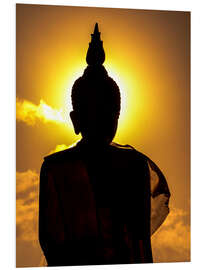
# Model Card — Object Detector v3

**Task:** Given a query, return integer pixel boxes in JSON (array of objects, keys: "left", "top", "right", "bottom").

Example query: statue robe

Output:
[{"left": 39, "top": 140, "right": 170, "bottom": 266}]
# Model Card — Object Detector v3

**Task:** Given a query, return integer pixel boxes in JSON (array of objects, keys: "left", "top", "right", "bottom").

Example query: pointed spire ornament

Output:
[
  {"left": 71, "top": 23, "right": 121, "bottom": 120},
  {"left": 86, "top": 23, "right": 105, "bottom": 66},
  {"left": 94, "top": 22, "right": 99, "bottom": 34}
]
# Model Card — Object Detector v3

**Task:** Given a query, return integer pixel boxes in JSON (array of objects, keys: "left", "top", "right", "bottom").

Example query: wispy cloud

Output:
[{"left": 16, "top": 98, "right": 67, "bottom": 126}]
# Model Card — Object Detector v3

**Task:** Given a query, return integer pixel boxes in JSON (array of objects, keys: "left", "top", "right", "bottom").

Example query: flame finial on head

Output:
[
  {"left": 86, "top": 23, "right": 105, "bottom": 66},
  {"left": 94, "top": 22, "right": 99, "bottom": 35}
]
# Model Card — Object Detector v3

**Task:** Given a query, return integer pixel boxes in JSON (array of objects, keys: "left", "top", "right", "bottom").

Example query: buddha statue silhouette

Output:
[{"left": 39, "top": 23, "right": 170, "bottom": 266}]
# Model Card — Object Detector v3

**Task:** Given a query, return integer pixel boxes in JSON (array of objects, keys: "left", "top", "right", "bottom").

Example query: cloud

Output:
[
  {"left": 16, "top": 98, "right": 67, "bottom": 126},
  {"left": 47, "top": 144, "right": 69, "bottom": 155},
  {"left": 16, "top": 170, "right": 47, "bottom": 267},
  {"left": 16, "top": 170, "right": 39, "bottom": 243},
  {"left": 16, "top": 168, "right": 190, "bottom": 266},
  {"left": 151, "top": 207, "right": 190, "bottom": 262},
  {"left": 46, "top": 141, "right": 80, "bottom": 156}
]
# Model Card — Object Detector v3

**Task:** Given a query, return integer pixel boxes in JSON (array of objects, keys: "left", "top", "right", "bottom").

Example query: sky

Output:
[{"left": 16, "top": 4, "right": 190, "bottom": 267}]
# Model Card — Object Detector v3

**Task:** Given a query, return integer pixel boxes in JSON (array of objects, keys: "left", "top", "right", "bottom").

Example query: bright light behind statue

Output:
[
  {"left": 57, "top": 62, "right": 138, "bottom": 144},
  {"left": 45, "top": 23, "right": 143, "bottom": 144}
]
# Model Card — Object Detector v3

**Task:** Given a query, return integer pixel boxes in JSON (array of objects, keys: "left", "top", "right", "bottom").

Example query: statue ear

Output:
[{"left": 70, "top": 111, "right": 80, "bottom": 135}]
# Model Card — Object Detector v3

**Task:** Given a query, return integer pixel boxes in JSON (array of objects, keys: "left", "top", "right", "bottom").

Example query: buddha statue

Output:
[{"left": 39, "top": 23, "right": 170, "bottom": 267}]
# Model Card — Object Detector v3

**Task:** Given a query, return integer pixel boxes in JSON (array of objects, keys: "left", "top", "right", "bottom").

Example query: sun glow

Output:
[
  {"left": 38, "top": 100, "right": 66, "bottom": 123},
  {"left": 104, "top": 64, "right": 128, "bottom": 125},
  {"left": 49, "top": 59, "right": 145, "bottom": 146},
  {"left": 60, "top": 64, "right": 85, "bottom": 128}
]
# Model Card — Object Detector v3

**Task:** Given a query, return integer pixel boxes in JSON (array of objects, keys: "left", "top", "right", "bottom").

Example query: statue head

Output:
[{"left": 70, "top": 23, "right": 121, "bottom": 144}]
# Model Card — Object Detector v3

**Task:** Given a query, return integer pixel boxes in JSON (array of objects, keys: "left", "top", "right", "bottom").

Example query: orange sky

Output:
[{"left": 16, "top": 4, "right": 190, "bottom": 267}]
